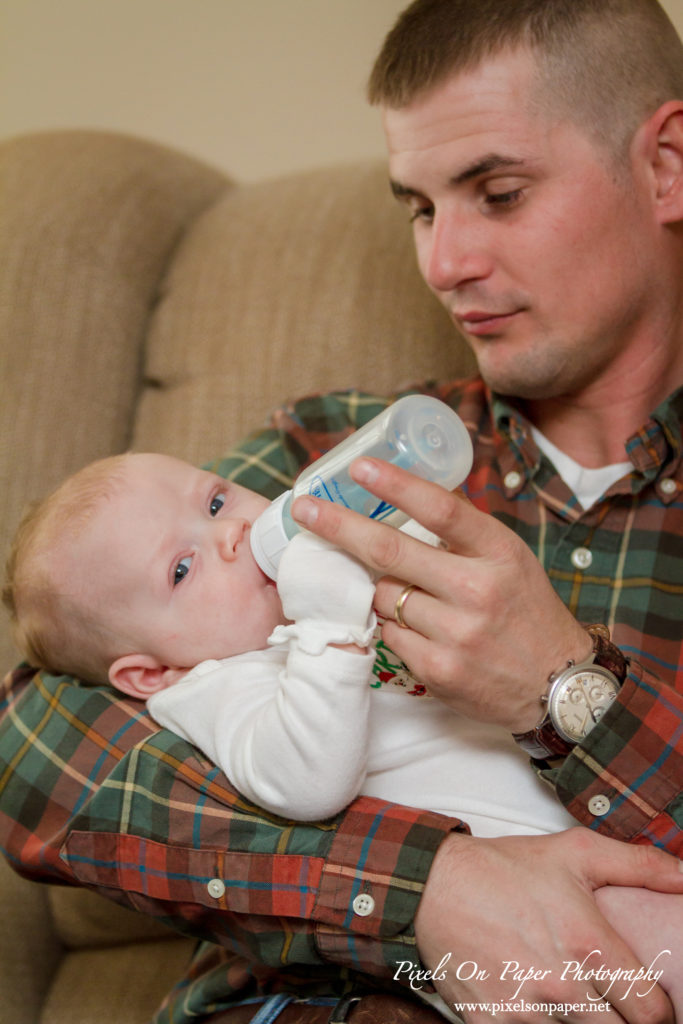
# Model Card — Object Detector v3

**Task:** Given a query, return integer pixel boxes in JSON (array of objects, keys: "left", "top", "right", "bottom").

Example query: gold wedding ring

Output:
[{"left": 394, "top": 584, "right": 418, "bottom": 629}]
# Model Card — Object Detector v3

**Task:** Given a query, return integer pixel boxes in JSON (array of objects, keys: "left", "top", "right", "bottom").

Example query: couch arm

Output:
[
  {"left": 0, "top": 857, "right": 62, "bottom": 1024},
  {"left": 0, "top": 130, "right": 231, "bottom": 672}
]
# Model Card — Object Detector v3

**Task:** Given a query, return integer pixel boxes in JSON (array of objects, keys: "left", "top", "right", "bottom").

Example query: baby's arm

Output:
[
  {"left": 595, "top": 885, "right": 682, "bottom": 1012},
  {"left": 150, "top": 532, "right": 377, "bottom": 820}
]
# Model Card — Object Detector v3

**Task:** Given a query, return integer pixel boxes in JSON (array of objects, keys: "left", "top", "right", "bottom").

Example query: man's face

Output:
[
  {"left": 57, "top": 454, "right": 285, "bottom": 670},
  {"left": 383, "top": 50, "right": 659, "bottom": 401}
]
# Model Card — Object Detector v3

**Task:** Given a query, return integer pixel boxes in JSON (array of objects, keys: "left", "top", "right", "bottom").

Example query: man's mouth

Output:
[{"left": 456, "top": 309, "right": 522, "bottom": 335}]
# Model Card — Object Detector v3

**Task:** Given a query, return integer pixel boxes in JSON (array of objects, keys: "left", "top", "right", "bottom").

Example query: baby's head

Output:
[
  {"left": 4, "top": 454, "right": 130, "bottom": 684},
  {"left": 3, "top": 453, "right": 283, "bottom": 696}
]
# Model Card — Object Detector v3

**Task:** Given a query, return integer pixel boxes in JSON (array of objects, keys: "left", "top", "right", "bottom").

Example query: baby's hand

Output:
[{"left": 272, "top": 532, "right": 376, "bottom": 653}]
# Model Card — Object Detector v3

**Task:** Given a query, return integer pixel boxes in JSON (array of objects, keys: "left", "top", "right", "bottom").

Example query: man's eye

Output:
[
  {"left": 174, "top": 556, "right": 193, "bottom": 585},
  {"left": 409, "top": 203, "right": 434, "bottom": 224},
  {"left": 210, "top": 492, "right": 226, "bottom": 517},
  {"left": 485, "top": 188, "right": 522, "bottom": 209}
]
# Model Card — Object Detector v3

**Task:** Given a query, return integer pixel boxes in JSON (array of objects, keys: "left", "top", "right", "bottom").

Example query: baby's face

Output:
[{"left": 61, "top": 454, "right": 285, "bottom": 670}]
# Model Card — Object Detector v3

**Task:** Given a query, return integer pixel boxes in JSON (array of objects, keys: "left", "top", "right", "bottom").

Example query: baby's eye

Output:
[
  {"left": 174, "top": 555, "right": 193, "bottom": 585},
  {"left": 210, "top": 492, "right": 226, "bottom": 517}
]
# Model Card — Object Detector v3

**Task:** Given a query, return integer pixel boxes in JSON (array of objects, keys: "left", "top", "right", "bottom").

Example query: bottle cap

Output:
[
  {"left": 249, "top": 491, "right": 292, "bottom": 580},
  {"left": 391, "top": 395, "right": 473, "bottom": 486}
]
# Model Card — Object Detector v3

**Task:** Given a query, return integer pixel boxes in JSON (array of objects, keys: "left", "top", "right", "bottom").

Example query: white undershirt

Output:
[{"left": 531, "top": 426, "right": 632, "bottom": 510}]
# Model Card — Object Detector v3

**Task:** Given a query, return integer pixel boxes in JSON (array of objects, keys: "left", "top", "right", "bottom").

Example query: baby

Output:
[
  {"left": 4, "top": 451, "right": 681, "bottom": 1016},
  {"left": 4, "top": 452, "right": 378, "bottom": 820}
]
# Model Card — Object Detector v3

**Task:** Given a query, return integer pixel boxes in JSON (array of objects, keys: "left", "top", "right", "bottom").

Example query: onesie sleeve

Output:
[{"left": 149, "top": 643, "right": 375, "bottom": 821}]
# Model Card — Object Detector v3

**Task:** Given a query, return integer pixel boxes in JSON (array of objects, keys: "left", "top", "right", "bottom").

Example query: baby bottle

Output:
[{"left": 249, "top": 394, "right": 473, "bottom": 579}]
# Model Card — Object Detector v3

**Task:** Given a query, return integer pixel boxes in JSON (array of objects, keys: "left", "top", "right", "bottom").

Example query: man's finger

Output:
[
  {"left": 291, "top": 490, "right": 449, "bottom": 587},
  {"left": 294, "top": 456, "right": 492, "bottom": 555},
  {"left": 587, "top": 833, "right": 683, "bottom": 894},
  {"left": 350, "top": 456, "right": 491, "bottom": 555}
]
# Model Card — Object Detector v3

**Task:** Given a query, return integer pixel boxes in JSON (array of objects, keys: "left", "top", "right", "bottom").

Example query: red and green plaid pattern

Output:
[
  {"left": 1, "top": 378, "right": 681, "bottom": 1022},
  {"left": 208, "top": 379, "right": 682, "bottom": 848}
]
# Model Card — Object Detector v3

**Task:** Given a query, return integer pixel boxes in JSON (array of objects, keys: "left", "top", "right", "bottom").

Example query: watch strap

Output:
[
  {"left": 586, "top": 623, "right": 629, "bottom": 682},
  {"left": 514, "top": 719, "right": 575, "bottom": 759},
  {"left": 513, "top": 624, "right": 628, "bottom": 760}
]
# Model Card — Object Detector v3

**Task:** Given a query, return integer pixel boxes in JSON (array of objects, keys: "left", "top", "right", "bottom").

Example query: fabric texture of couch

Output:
[{"left": 0, "top": 129, "right": 475, "bottom": 1024}]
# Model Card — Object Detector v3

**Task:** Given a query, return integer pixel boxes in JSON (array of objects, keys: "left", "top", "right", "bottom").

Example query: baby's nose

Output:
[{"left": 216, "top": 518, "right": 249, "bottom": 560}]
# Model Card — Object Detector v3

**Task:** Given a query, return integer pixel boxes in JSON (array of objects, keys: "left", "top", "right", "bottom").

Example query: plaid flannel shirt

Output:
[{"left": 1, "top": 378, "right": 681, "bottom": 1021}]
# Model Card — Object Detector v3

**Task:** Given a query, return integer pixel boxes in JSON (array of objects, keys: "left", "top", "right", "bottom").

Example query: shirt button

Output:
[
  {"left": 207, "top": 878, "right": 226, "bottom": 899},
  {"left": 352, "top": 893, "right": 375, "bottom": 917},
  {"left": 659, "top": 477, "right": 677, "bottom": 496},
  {"left": 571, "top": 547, "right": 593, "bottom": 570},
  {"left": 587, "top": 795, "right": 611, "bottom": 817},
  {"left": 504, "top": 470, "right": 523, "bottom": 490}
]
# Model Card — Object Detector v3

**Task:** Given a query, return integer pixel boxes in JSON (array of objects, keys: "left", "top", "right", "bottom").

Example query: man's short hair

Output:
[{"left": 368, "top": 0, "right": 683, "bottom": 157}]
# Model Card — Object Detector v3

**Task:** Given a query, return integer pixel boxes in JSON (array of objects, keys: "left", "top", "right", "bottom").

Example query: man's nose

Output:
[
  {"left": 216, "top": 518, "right": 249, "bottom": 561},
  {"left": 420, "top": 210, "right": 493, "bottom": 294}
]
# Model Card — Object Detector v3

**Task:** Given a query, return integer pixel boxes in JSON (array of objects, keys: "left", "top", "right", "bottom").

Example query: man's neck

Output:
[
  {"left": 521, "top": 349, "right": 683, "bottom": 467},
  {"left": 523, "top": 401, "right": 638, "bottom": 467},
  {"left": 511, "top": 267, "right": 683, "bottom": 465},
  {"left": 522, "top": 399, "right": 640, "bottom": 466}
]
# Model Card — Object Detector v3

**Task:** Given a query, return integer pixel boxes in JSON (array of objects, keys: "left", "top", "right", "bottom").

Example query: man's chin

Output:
[
  {"left": 479, "top": 361, "right": 574, "bottom": 402},
  {"left": 481, "top": 373, "right": 558, "bottom": 401}
]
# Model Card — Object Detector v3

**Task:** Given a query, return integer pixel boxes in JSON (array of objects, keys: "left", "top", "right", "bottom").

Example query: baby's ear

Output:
[{"left": 108, "top": 654, "right": 186, "bottom": 699}]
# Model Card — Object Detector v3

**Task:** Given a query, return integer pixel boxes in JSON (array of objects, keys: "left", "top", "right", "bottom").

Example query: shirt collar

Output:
[
  {"left": 491, "top": 385, "right": 683, "bottom": 504},
  {"left": 625, "top": 386, "right": 683, "bottom": 477}
]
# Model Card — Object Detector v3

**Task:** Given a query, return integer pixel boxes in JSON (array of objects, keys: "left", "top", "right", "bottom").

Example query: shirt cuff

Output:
[
  {"left": 546, "top": 665, "right": 683, "bottom": 851},
  {"left": 310, "top": 796, "right": 466, "bottom": 976}
]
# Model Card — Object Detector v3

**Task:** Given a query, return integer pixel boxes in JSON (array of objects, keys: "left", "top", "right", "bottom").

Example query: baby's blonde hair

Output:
[{"left": 3, "top": 454, "right": 131, "bottom": 683}]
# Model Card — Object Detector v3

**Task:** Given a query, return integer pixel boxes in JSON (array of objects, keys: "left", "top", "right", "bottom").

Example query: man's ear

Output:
[
  {"left": 108, "top": 654, "right": 187, "bottom": 700},
  {"left": 639, "top": 100, "right": 683, "bottom": 224}
]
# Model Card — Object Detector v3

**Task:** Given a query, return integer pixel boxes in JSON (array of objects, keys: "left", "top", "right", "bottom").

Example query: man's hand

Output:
[
  {"left": 291, "top": 457, "right": 591, "bottom": 732},
  {"left": 415, "top": 829, "right": 683, "bottom": 1023}
]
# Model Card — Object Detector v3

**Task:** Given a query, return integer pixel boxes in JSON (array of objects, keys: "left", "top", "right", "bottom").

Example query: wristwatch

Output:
[{"left": 513, "top": 625, "right": 629, "bottom": 759}]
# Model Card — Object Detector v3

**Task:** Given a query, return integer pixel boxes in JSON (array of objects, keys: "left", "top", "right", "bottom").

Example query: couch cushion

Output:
[
  {"left": 39, "top": 937, "right": 194, "bottom": 1024},
  {"left": 0, "top": 857, "right": 62, "bottom": 1024},
  {"left": 48, "top": 885, "right": 181, "bottom": 949},
  {"left": 133, "top": 160, "right": 475, "bottom": 465}
]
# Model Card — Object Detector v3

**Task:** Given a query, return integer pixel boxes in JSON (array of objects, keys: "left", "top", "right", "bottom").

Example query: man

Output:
[
  {"left": 288, "top": 0, "right": 683, "bottom": 1015},
  {"left": 1, "top": 1, "right": 682, "bottom": 1022}
]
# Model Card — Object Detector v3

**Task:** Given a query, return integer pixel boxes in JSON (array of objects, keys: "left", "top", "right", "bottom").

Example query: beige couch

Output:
[{"left": 0, "top": 130, "right": 475, "bottom": 1024}]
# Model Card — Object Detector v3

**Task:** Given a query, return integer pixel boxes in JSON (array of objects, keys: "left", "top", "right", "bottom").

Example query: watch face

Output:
[{"left": 548, "top": 665, "right": 620, "bottom": 743}]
